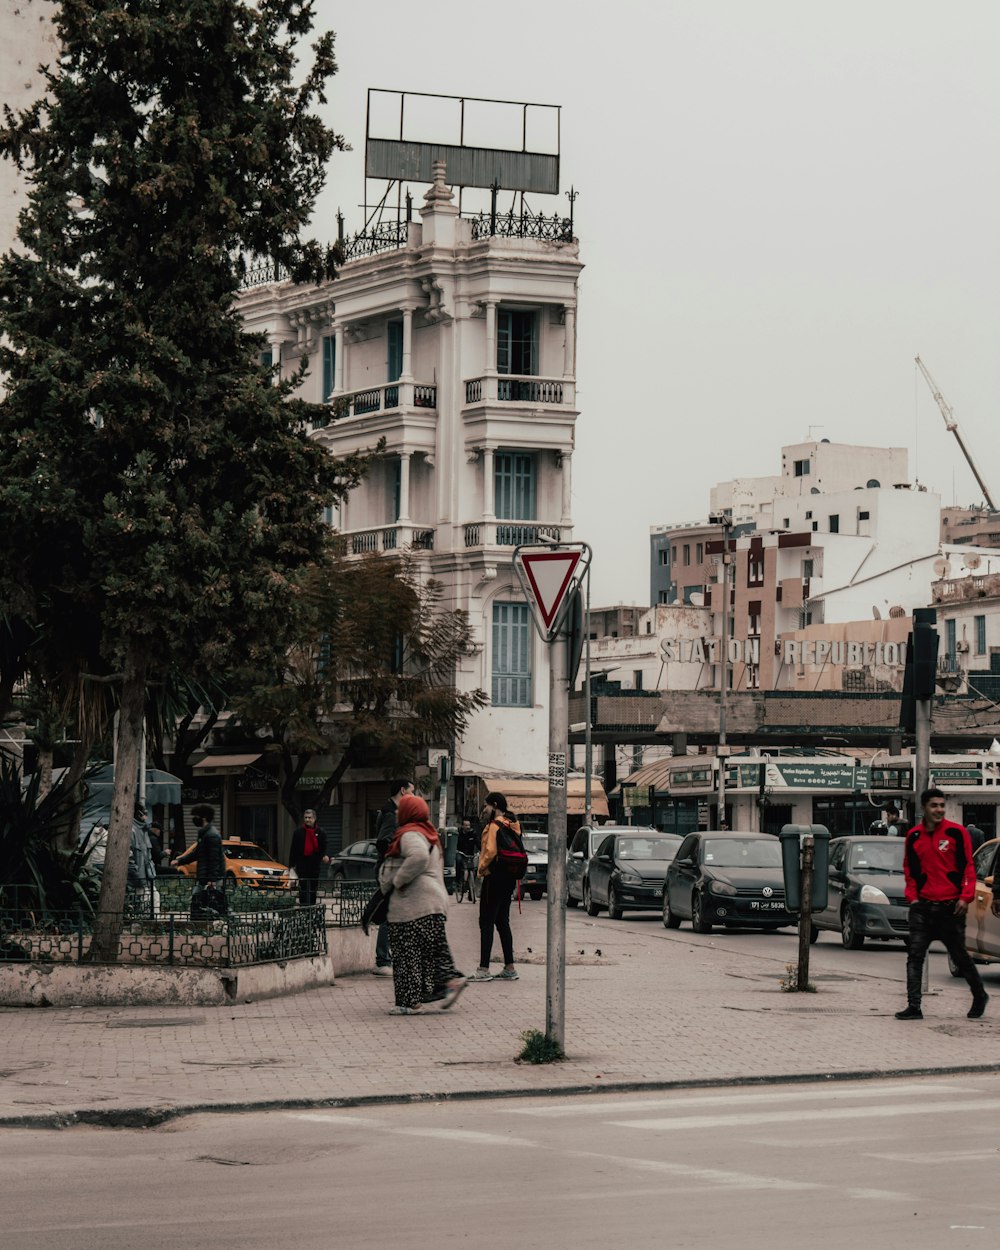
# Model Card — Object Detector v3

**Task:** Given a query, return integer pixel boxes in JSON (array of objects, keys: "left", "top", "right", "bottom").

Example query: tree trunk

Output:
[
  {"left": 37, "top": 747, "right": 53, "bottom": 800},
  {"left": 87, "top": 640, "right": 147, "bottom": 962}
]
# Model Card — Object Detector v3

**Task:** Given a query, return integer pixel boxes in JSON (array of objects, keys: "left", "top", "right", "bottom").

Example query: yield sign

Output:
[{"left": 517, "top": 547, "right": 584, "bottom": 636}]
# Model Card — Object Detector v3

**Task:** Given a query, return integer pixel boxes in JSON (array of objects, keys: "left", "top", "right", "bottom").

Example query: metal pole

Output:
[
  {"left": 584, "top": 565, "right": 592, "bottom": 823},
  {"left": 914, "top": 698, "right": 931, "bottom": 807},
  {"left": 717, "top": 531, "right": 730, "bottom": 826},
  {"left": 545, "top": 627, "right": 570, "bottom": 1049},
  {"left": 797, "top": 836, "right": 814, "bottom": 990}
]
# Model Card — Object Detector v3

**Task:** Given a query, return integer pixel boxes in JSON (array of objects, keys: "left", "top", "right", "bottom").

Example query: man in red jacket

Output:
[{"left": 897, "top": 787, "right": 988, "bottom": 1020}]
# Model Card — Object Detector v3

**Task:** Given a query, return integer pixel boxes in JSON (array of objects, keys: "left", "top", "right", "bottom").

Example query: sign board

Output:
[
  {"left": 513, "top": 543, "right": 591, "bottom": 641},
  {"left": 549, "top": 752, "right": 566, "bottom": 789}
]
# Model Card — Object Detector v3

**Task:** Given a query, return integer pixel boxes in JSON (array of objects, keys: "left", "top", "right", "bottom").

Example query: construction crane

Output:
[{"left": 914, "top": 355, "right": 998, "bottom": 512}]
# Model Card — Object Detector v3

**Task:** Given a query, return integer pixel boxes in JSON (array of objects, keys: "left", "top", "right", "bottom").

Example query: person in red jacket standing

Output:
[{"left": 897, "top": 787, "right": 988, "bottom": 1020}]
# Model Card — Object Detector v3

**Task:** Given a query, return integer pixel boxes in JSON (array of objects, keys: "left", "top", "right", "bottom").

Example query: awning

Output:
[
  {"left": 483, "top": 777, "right": 609, "bottom": 818},
  {"left": 192, "top": 752, "right": 263, "bottom": 776}
]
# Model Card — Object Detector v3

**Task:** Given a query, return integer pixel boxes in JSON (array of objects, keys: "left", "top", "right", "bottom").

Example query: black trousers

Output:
[
  {"left": 297, "top": 872, "right": 320, "bottom": 907},
  {"left": 905, "top": 899, "right": 984, "bottom": 1006},
  {"left": 479, "top": 871, "right": 516, "bottom": 968}
]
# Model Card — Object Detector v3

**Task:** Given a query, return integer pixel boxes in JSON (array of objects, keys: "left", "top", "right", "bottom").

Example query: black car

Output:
[
  {"left": 811, "top": 835, "right": 908, "bottom": 949},
  {"left": 585, "top": 831, "right": 683, "bottom": 919},
  {"left": 328, "top": 839, "right": 378, "bottom": 882},
  {"left": 663, "top": 832, "right": 794, "bottom": 932}
]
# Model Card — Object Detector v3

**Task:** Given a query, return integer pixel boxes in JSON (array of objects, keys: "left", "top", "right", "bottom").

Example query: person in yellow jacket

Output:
[{"left": 468, "top": 791, "right": 520, "bottom": 982}]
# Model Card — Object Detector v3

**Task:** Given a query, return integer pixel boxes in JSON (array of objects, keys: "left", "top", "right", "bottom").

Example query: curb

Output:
[{"left": 4, "top": 1061, "right": 1000, "bottom": 1131}]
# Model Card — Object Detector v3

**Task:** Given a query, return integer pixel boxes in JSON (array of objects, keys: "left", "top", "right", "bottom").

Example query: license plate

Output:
[{"left": 750, "top": 901, "right": 783, "bottom": 910}]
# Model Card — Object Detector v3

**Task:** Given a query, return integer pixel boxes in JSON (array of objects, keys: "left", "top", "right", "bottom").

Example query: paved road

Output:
[
  {"left": 4, "top": 1075, "right": 998, "bottom": 1248},
  {"left": 0, "top": 896, "right": 996, "bottom": 1126}
]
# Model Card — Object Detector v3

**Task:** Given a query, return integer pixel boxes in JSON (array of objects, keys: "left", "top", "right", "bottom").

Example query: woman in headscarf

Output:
[{"left": 377, "top": 793, "right": 466, "bottom": 1015}]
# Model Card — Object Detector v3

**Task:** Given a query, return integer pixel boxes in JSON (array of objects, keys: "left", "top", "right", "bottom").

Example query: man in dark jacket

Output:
[
  {"left": 372, "top": 779, "right": 413, "bottom": 974},
  {"left": 288, "top": 808, "right": 330, "bottom": 906},
  {"left": 171, "top": 804, "right": 227, "bottom": 915},
  {"left": 897, "top": 787, "right": 987, "bottom": 1020}
]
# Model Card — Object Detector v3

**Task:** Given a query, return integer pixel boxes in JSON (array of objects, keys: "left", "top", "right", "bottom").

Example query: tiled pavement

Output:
[{"left": 1, "top": 897, "right": 997, "bottom": 1126}]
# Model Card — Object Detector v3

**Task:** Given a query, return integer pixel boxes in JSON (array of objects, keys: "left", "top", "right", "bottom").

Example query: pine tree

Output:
[{"left": 0, "top": 0, "right": 364, "bottom": 959}]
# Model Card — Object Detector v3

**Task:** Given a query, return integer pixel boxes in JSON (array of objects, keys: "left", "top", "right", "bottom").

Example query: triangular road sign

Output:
[{"left": 520, "top": 550, "right": 582, "bottom": 632}]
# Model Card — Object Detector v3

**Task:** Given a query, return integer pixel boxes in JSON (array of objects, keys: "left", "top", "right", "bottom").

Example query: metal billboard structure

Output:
[{"left": 360, "top": 89, "right": 564, "bottom": 232}]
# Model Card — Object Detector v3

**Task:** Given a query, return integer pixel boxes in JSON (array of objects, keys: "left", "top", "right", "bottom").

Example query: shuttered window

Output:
[
  {"left": 495, "top": 452, "right": 536, "bottom": 520},
  {"left": 492, "top": 603, "right": 531, "bottom": 707}
]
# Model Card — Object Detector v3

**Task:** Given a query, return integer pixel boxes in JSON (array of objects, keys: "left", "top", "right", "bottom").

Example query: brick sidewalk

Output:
[{"left": 1, "top": 897, "right": 996, "bottom": 1126}]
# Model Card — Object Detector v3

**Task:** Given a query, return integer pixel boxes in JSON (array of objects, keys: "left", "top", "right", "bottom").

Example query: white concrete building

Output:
[
  {"left": 239, "top": 161, "right": 581, "bottom": 785},
  {"left": 0, "top": 0, "right": 57, "bottom": 255}
]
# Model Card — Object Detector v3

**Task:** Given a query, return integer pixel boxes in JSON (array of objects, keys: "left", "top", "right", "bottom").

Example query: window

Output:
[
  {"left": 803, "top": 558, "right": 814, "bottom": 579},
  {"left": 495, "top": 453, "right": 536, "bottom": 519},
  {"left": 794, "top": 459, "right": 810, "bottom": 476},
  {"left": 945, "top": 618, "right": 957, "bottom": 671},
  {"left": 976, "top": 615, "right": 987, "bottom": 656},
  {"left": 322, "top": 334, "right": 336, "bottom": 401},
  {"left": 828, "top": 515, "right": 839, "bottom": 533},
  {"left": 260, "top": 347, "right": 273, "bottom": 369},
  {"left": 683, "top": 544, "right": 691, "bottom": 566},
  {"left": 811, "top": 521, "right": 818, "bottom": 532},
  {"left": 658, "top": 590, "right": 670, "bottom": 604},
  {"left": 633, "top": 671, "right": 643, "bottom": 691},
  {"left": 492, "top": 603, "right": 531, "bottom": 706},
  {"left": 497, "top": 309, "right": 538, "bottom": 376},
  {"left": 805, "top": 510, "right": 813, "bottom": 520},
  {"left": 389, "top": 458, "right": 401, "bottom": 523},
  {"left": 748, "top": 559, "right": 764, "bottom": 583},
  {"left": 658, "top": 549, "right": 669, "bottom": 566},
  {"left": 748, "top": 613, "right": 760, "bottom": 636},
  {"left": 696, "top": 542, "right": 703, "bottom": 563},
  {"left": 858, "top": 510, "right": 870, "bottom": 521},
  {"left": 672, "top": 546, "right": 678, "bottom": 562},
  {"left": 387, "top": 319, "right": 403, "bottom": 382},
  {"left": 783, "top": 517, "right": 790, "bottom": 528}
]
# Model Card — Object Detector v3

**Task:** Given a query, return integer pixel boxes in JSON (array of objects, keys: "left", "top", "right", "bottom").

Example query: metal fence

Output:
[
  {"left": 318, "top": 879, "right": 379, "bottom": 928},
  {"left": 0, "top": 881, "right": 326, "bottom": 967}
]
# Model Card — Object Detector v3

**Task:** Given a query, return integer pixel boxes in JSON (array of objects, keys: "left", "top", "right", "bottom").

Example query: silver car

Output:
[{"left": 567, "top": 824, "right": 660, "bottom": 910}]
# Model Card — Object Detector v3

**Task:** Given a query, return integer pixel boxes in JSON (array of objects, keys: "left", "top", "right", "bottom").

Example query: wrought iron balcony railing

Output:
[
  {"left": 312, "top": 381, "right": 437, "bottom": 427},
  {"left": 463, "top": 522, "right": 565, "bottom": 548},
  {"left": 464, "top": 375, "right": 570, "bottom": 405},
  {"left": 339, "top": 524, "right": 435, "bottom": 555}
]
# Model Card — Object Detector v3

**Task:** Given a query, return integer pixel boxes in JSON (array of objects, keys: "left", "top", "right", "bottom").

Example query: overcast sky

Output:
[{"left": 311, "top": 0, "right": 1000, "bottom": 605}]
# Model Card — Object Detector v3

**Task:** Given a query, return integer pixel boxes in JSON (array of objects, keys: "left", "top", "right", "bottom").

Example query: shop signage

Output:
[{"left": 660, "top": 638, "right": 904, "bottom": 667}]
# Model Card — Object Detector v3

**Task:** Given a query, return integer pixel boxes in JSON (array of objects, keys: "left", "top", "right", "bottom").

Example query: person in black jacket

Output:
[
  {"left": 372, "top": 779, "right": 414, "bottom": 975},
  {"left": 171, "top": 804, "right": 227, "bottom": 916},
  {"left": 288, "top": 808, "right": 329, "bottom": 906}
]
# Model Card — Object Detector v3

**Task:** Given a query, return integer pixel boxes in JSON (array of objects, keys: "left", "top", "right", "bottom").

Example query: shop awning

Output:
[
  {"left": 191, "top": 752, "right": 263, "bottom": 776},
  {"left": 483, "top": 777, "right": 609, "bottom": 818}
]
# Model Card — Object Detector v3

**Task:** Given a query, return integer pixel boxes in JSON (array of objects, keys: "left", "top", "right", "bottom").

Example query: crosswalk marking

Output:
[
  {"left": 502, "top": 1081, "right": 977, "bottom": 1118},
  {"left": 610, "top": 1096, "right": 1000, "bottom": 1133}
]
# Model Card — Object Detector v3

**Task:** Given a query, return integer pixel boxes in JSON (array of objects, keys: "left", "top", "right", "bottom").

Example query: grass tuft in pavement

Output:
[{"left": 517, "top": 1029, "right": 566, "bottom": 1064}]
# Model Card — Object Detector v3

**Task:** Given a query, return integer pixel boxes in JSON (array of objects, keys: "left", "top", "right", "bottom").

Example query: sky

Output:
[{"left": 309, "top": 0, "right": 1000, "bottom": 605}]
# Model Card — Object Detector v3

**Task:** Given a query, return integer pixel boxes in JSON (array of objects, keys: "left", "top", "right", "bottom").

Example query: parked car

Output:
[
  {"left": 567, "top": 824, "right": 660, "bottom": 907},
  {"left": 948, "top": 837, "right": 1000, "bottom": 975},
  {"left": 521, "top": 832, "right": 549, "bottom": 901},
  {"left": 663, "top": 831, "right": 795, "bottom": 932},
  {"left": 173, "top": 838, "right": 292, "bottom": 890},
  {"left": 811, "top": 835, "right": 908, "bottom": 949},
  {"left": 328, "top": 839, "right": 379, "bottom": 882},
  {"left": 585, "top": 831, "right": 683, "bottom": 918}
]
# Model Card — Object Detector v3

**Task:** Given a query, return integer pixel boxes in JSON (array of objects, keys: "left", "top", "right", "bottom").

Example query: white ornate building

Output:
[{"left": 238, "top": 161, "right": 582, "bottom": 788}]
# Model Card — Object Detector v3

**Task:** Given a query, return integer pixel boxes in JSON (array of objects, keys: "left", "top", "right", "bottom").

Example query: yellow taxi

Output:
[
  {"left": 952, "top": 837, "right": 1000, "bottom": 971},
  {"left": 173, "top": 838, "right": 293, "bottom": 890}
]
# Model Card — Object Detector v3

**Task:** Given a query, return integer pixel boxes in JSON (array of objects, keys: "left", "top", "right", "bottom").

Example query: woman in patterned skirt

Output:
[{"left": 377, "top": 793, "right": 466, "bottom": 1015}]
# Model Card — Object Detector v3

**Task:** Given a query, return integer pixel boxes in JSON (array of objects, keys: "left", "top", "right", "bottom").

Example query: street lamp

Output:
[{"left": 709, "top": 512, "right": 733, "bottom": 827}]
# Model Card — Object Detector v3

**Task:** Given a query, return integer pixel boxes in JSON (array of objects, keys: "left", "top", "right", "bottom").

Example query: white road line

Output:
[
  {"left": 611, "top": 1097, "right": 1000, "bottom": 1133},
  {"left": 868, "top": 1150, "right": 1000, "bottom": 1164},
  {"left": 503, "top": 1082, "right": 978, "bottom": 1118},
  {"left": 393, "top": 1127, "right": 537, "bottom": 1147},
  {"left": 566, "top": 1150, "right": 821, "bottom": 1191},
  {"left": 287, "top": 1113, "right": 385, "bottom": 1127}
]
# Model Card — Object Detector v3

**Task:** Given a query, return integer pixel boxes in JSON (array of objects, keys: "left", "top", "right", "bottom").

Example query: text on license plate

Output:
[{"left": 750, "top": 901, "right": 783, "bottom": 910}]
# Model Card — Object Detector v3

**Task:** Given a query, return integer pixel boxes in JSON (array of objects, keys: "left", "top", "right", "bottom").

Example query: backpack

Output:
[{"left": 494, "top": 818, "right": 528, "bottom": 879}]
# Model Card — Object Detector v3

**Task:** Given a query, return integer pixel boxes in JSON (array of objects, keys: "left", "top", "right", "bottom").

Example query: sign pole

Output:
[{"left": 545, "top": 624, "right": 569, "bottom": 1048}]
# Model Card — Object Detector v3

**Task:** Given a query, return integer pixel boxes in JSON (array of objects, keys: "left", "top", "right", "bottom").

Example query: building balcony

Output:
[
  {"left": 933, "top": 573, "right": 1000, "bottom": 604},
  {"left": 315, "top": 381, "right": 437, "bottom": 424},
  {"left": 312, "top": 382, "right": 438, "bottom": 458},
  {"left": 339, "top": 524, "right": 435, "bottom": 556},
  {"left": 463, "top": 521, "right": 567, "bottom": 548},
  {"left": 464, "top": 375, "right": 575, "bottom": 407}
]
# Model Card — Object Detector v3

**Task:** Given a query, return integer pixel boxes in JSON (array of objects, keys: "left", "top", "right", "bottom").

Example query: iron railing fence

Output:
[
  {"left": 317, "top": 879, "right": 379, "bottom": 928},
  {"left": 0, "top": 882, "right": 325, "bottom": 967}
]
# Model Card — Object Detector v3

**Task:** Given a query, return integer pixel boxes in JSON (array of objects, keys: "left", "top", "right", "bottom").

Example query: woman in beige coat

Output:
[{"left": 377, "top": 794, "right": 466, "bottom": 1015}]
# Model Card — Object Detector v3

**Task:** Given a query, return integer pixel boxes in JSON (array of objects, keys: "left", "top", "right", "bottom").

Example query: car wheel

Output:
[
  {"left": 226, "top": 871, "right": 237, "bottom": 882},
  {"left": 663, "top": 892, "right": 681, "bottom": 929},
  {"left": 607, "top": 883, "right": 623, "bottom": 921},
  {"left": 691, "top": 891, "right": 712, "bottom": 933},
  {"left": 809, "top": 922, "right": 819, "bottom": 944},
  {"left": 584, "top": 880, "right": 600, "bottom": 917},
  {"left": 566, "top": 891, "right": 579, "bottom": 909},
  {"left": 840, "top": 906, "right": 865, "bottom": 950},
  {"left": 529, "top": 888, "right": 543, "bottom": 902}
]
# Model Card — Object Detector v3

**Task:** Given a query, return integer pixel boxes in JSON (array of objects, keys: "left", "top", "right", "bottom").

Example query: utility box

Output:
[{"left": 779, "top": 825, "right": 831, "bottom": 912}]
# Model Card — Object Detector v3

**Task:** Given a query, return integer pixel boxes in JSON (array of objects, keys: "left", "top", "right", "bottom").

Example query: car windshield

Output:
[
  {"left": 848, "top": 842, "right": 904, "bottom": 873},
  {"left": 522, "top": 835, "right": 548, "bottom": 854},
  {"left": 703, "top": 838, "right": 782, "bottom": 868},
  {"left": 618, "top": 837, "right": 681, "bottom": 861},
  {"left": 224, "top": 843, "right": 276, "bottom": 863}
]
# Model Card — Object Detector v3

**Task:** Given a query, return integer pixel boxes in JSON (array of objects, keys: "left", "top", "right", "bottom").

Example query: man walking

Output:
[
  {"left": 896, "top": 787, "right": 988, "bottom": 1021},
  {"left": 373, "top": 778, "right": 414, "bottom": 976}
]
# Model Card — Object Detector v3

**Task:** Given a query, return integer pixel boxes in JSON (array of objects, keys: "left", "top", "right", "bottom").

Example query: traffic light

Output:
[{"left": 913, "top": 607, "right": 939, "bottom": 700}]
